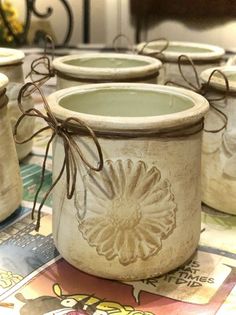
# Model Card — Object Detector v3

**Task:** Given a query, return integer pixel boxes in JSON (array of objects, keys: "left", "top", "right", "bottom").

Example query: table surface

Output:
[{"left": 0, "top": 50, "right": 235, "bottom": 315}]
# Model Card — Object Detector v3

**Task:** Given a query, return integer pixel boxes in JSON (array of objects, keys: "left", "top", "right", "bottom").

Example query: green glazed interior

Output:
[
  {"left": 64, "top": 57, "right": 149, "bottom": 68},
  {"left": 149, "top": 44, "right": 212, "bottom": 53},
  {"left": 213, "top": 71, "right": 236, "bottom": 82},
  {"left": 227, "top": 73, "right": 236, "bottom": 81},
  {"left": 59, "top": 88, "right": 194, "bottom": 117}
]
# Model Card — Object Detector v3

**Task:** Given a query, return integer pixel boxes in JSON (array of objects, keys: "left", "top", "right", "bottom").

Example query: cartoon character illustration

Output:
[
  {"left": 0, "top": 269, "right": 23, "bottom": 288},
  {"left": 16, "top": 283, "right": 154, "bottom": 315},
  {"left": 16, "top": 292, "right": 66, "bottom": 315}
]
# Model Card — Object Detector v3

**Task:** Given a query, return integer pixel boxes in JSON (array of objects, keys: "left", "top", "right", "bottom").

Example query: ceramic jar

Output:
[
  {"left": 137, "top": 40, "right": 225, "bottom": 84},
  {"left": 0, "top": 47, "right": 34, "bottom": 160},
  {"left": 0, "top": 73, "right": 22, "bottom": 221},
  {"left": 201, "top": 66, "right": 236, "bottom": 214},
  {"left": 48, "top": 83, "right": 209, "bottom": 280},
  {"left": 52, "top": 52, "right": 162, "bottom": 89}
]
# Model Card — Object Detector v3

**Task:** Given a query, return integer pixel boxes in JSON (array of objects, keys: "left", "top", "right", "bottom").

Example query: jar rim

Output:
[
  {"left": 200, "top": 66, "right": 236, "bottom": 92},
  {"left": 0, "top": 47, "right": 24, "bottom": 66},
  {"left": 136, "top": 40, "right": 225, "bottom": 62},
  {"left": 48, "top": 83, "right": 209, "bottom": 134},
  {"left": 52, "top": 53, "right": 162, "bottom": 80}
]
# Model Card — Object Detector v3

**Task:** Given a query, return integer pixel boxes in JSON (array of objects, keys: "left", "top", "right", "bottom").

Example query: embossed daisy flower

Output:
[{"left": 76, "top": 159, "right": 177, "bottom": 266}]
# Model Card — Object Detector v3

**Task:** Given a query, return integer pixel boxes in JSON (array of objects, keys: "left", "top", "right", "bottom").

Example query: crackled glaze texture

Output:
[{"left": 76, "top": 159, "right": 177, "bottom": 265}]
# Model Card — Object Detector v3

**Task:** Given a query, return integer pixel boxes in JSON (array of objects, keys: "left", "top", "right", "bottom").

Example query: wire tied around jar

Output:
[
  {"left": 137, "top": 38, "right": 169, "bottom": 60},
  {"left": 165, "top": 54, "right": 229, "bottom": 133},
  {"left": 14, "top": 82, "right": 104, "bottom": 232},
  {"left": 26, "top": 35, "right": 55, "bottom": 90}
]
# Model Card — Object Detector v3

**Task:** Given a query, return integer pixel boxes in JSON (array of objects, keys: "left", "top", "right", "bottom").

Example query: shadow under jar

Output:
[
  {"left": 47, "top": 83, "right": 209, "bottom": 280},
  {"left": 137, "top": 40, "right": 225, "bottom": 84},
  {"left": 0, "top": 47, "right": 34, "bottom": 160},
  {"left": 52, "top": 53, "right": 162, "bottom": 90},
  {"left": 201, "top": 66, "right": 236, "bottom": 214}
]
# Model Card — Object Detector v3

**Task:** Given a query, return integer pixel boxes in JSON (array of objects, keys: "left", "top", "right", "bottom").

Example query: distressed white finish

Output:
[
  {"left": 0, "top": 74, "right": 22, "bottom": 221},
  {"left": 201, "top": 66, "right": 236, "bottom": 214},
  {"left": 0, "top": 47, "right": 34, "bottom": 160},
  {"left": 137, "top": 41, "right": 225, "bottom": 84},
  {"left": 48, "top": 83, "right": 209, "bottom": 280},
  {"left": 52, "top": 53, "right": 162, "bottom": 89}
]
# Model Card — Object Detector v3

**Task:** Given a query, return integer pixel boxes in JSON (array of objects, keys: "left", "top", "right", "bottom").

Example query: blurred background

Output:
[{"left": 1, "top": 0, "right": 236, "bottom": 50}]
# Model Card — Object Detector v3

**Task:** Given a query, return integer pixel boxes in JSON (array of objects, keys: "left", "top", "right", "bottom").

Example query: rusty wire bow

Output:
[
  {"left": 26, "top": 35, "right": 55, "bottom": 89},
  {"left": 112, "top": 33, "right": 136, "bottom": 53},
  {"left": 14, "top": 82, "right": 104, "bottom": 231},
  {"left": 0, "top": 88, "right": 8, "bottom": 109},
  {"left": 165, "top": 54, "right": 229, "bottom": 133},
  {"left": 137, "top": 37, "right": 169, "bottom": 59}
]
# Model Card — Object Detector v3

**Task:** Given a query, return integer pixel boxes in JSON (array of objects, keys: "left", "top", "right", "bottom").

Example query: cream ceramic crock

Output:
[
  {"left": 48, "top": 83, "right": 209, "bottom": 280},
  {"left": 137, "top": 40, "right": 225, "bottom": 84},
  {"left": 0, "top": 47, "right": 34, "bottom": 160},
  {"left": 201, "top": 66, "right": 236, "bottom": 214},
  {"left": 0, "top": 73, "right": 22, "bottom": 221},
  {"left": 52, "top": 53, "right": 162, "bottom": 89}
]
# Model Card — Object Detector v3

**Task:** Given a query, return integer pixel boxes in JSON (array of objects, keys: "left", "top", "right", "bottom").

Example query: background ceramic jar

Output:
[
  {"left": 200, "top": 66, "right": 236, "bottom": 215},
  {"left": 0, "top": 47, "right": 34, "bottom": 160},
  {"left": 0, "top": 73, "right": 22, "bottom": 221},
  {"left": 52, "top": 52, "right": 162, "bottom": 89},
  {"left": 48, "top": 83, "right": 209, "bottom": 280},
  {"left": 137, "top": 40, "right": 225, "bottom": 84}
]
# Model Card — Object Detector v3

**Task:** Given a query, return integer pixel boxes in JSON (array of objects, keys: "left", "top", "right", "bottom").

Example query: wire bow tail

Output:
[{"left": 15, "top": 82, "right": 104, "bottom": 232}]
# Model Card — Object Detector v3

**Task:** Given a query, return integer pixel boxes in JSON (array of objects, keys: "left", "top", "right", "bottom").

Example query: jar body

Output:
[
  {"left": 7, "top": 92, "right": 34, "bottom": 160},
  {"left": 0, "top": 104, "right": 22, "bottom": 221},
  {"left": 1, "top": 63, "right": 24, "bottom": 83},
  {"left": 136, "top": 41, "right": 225, "bottom": 84},
  {"left": 160, "top": 60, "right": 223, "bottom": 85},
  {"left": 202, "top": 92, "right": 236, "bottom": 214},
  {"left": 48, "top": 82, "right": 208, "bottom": 280},
  {"left": 52, "top": 132, "right": 202, "bottom": 280},
  {"left": 2, "top": 63, "right": 34, "bottom": 160},
  {"left": 56, "top": 74, "right": 158, "bottom": 90}
]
